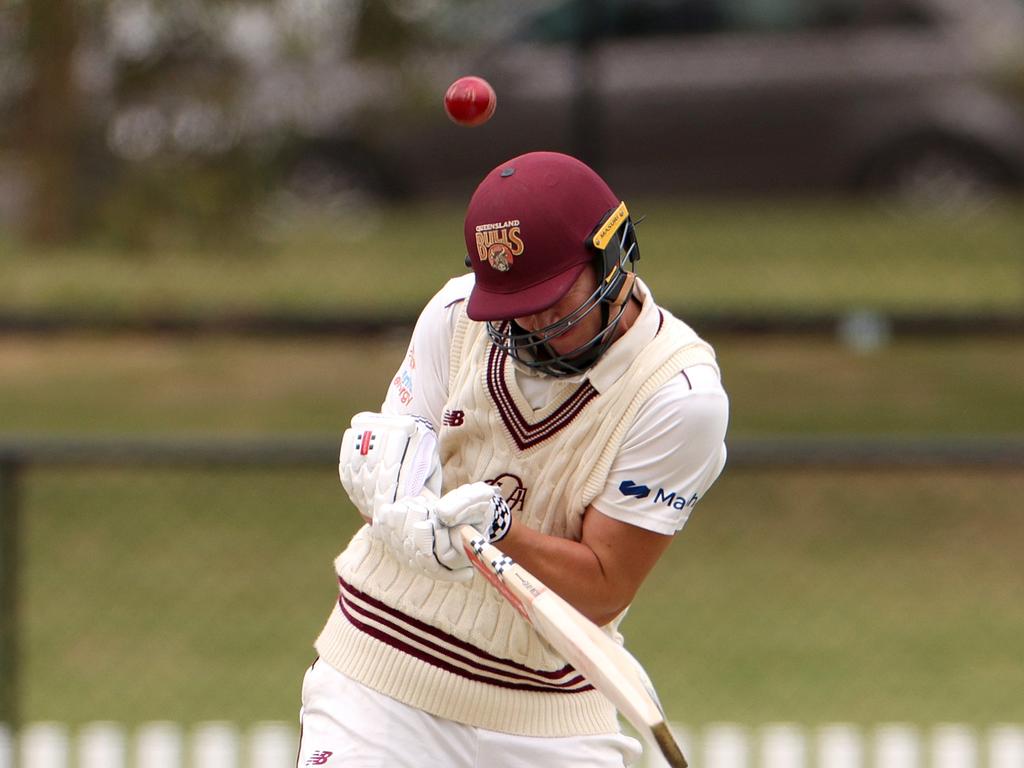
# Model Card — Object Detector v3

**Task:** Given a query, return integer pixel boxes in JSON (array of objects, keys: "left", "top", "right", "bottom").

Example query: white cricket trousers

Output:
[{"left": 296, "top": 659, "right": 643, "bottom": 768}]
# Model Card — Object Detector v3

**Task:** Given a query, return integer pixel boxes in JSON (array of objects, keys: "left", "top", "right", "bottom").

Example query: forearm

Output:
[
  {"left": 496, "top": 523, "right": 628, "bottom": 626},
  {"left": 493, "top": 504, "right": 674, "bottom": 627}
]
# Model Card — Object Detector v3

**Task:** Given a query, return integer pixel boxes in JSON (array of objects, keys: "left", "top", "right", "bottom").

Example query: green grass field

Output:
[
  {"left": 2, "top": 200, "right": 1022, "bottom": 316},
  {"left": 4, "top": 334, "right": 1022, "bottom": 727},
  {"left": 1, "top": 335, "right": 1021, "bottom": 436},
  {"left": 2, "top": 197, "right": 1022, "bottom": 730},
  {"left": 20, "top": 466, "right": 1024, "bottom": 727}
]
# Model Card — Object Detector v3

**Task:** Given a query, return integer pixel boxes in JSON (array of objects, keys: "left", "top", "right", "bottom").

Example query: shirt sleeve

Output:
[
  {"left": 380, "top": 274, "right": 473, "bottom": 430},
  {"left": 592, "top": 363, "right": 729, "bottom": 535}
]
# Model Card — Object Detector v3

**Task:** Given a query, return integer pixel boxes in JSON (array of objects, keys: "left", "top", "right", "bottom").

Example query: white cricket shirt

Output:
[{"left": 382, "top": 273, "right": 729, "bottom": 535}]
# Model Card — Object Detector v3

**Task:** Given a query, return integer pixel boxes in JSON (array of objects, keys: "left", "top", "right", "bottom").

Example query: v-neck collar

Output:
[
  {"left": 481, "top": 279, "right": 661, "bottom": 450},
  {"left": 485, "top": 342, "right": 599, "bottom": 451}
]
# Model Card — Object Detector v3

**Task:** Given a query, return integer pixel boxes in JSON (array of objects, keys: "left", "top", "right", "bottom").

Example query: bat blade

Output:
[{"left": 459, "top": 526, "right": 688, "bottom": 768}]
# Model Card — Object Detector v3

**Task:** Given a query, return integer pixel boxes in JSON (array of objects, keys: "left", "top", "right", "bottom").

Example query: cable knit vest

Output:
[{"left": 315, "top": 300, "right": 716, "bottom": 737}]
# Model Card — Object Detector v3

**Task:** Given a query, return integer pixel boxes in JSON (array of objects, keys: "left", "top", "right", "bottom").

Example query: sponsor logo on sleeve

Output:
[
  {"left": 618, "top": 480, "right": 650, "bottom": 499},
  {"left": 653, "top": 488, "right": 700, "bottom": 511},
  {"left": 391, "top": 367, "right": 413, "bottom": 406},
  {"left": 389, "top": 348, "right": 415, "bottom": 406},
  {"left": 619, "top": 480, "right": 699, "bottom": 510}
]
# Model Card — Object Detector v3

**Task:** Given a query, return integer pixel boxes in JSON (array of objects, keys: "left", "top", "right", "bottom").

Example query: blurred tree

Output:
[
  {"left": 351, "top": 0, "right": 420, "bottom": 60},
  {"left": 5, "top": 0, "right": 441, "bottom": 248},
  {"left": 572, "top": 0, "right": 605, "bottom": 172},
  {"left": 25, "top": 0, "right": 79, "bottom": 244}
]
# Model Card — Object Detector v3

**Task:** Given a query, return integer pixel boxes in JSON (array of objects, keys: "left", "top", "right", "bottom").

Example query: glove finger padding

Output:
[
  {"left": 412, "top": 521, "right": 473, "bottom": 582},
  {"left": 339, "top": 412, "right": 442, "bottom": 523},
  {"left": 370, "top": 495, "right": 432, "bottom": 553},
  {"left": 370, "top": 497, "right": 471, "bottom": 582}
]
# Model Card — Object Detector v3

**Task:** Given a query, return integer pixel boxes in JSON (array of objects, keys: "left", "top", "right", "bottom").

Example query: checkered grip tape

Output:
[
  {"left": 487, "top": 494, "right": 512, "bottom": 543},
  {"left": 492, "top": 554, "right": 515, "bottom": 575}
]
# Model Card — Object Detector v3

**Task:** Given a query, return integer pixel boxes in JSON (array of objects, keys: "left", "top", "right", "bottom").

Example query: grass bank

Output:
[
  {"left": 1, "top": 200, "right": 1021, "bottom": 318},
  {"left": 0, "top": 336, "right": 1020, "bottom": 436}
]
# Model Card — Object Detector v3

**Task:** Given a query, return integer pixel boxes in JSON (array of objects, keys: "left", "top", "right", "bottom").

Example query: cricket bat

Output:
[{"left": 459, "top": 526, "right": 688, "bottom": 768}]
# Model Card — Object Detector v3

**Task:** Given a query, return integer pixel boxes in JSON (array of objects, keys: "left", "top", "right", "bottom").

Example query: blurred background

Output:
[{"left": 1, "top": 0, "right": 1023, "bottom": 765}]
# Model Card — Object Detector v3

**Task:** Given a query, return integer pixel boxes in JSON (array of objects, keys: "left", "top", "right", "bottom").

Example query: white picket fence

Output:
[{"left": 0, "top": 721, "right": 1022, "bottom": 767}]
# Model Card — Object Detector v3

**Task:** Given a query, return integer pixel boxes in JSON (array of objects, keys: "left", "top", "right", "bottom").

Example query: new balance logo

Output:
[
  {"left": 443, "top": 409, "right": 465, "bottom": 427},
  {"left": 305, "top": 751, "right": 333, "bottom": 766},
  {"left": 619, "top": 480, "right": 650, "bottom": 499}
]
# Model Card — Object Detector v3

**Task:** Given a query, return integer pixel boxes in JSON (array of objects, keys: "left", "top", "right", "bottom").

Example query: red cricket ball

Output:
[{"left": 443, "top": 76, "right": 497, "bottom": 127}]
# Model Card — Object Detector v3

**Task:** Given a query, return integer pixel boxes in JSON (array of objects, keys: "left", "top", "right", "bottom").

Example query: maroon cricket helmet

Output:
[{"left": 464, "top": 151, "right": 620, "bottom": 322}]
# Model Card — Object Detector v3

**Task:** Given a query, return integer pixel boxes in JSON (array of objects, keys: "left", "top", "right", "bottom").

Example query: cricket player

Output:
[{"left": 297, "top": 151, "right": 729, "bottom": 767}]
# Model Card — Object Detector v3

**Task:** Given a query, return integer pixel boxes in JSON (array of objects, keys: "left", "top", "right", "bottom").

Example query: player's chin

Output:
[{"left": 551, "top": 334, "right": 597, "bottom": 360}]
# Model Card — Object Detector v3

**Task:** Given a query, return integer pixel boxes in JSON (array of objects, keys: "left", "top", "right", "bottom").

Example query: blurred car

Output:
[
  {"left": 4, "top": 0, "right": 1024, "bottom": 235},
  {"left": 295, "top": 0, "right": 1024, "bottom": 207}
]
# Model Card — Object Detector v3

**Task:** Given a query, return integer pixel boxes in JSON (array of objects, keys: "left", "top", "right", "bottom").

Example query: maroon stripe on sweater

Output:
[
  {"left": 338, "top": 578, "right": 591, "bottom": 688},
  {"left": 338, "top": 594, "right": 590, "bottom": 692},
  {"left": 336, "top": 593, "right": 593, "bottom": 694}
]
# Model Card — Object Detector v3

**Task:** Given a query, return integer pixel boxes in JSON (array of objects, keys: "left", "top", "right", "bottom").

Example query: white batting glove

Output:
[
  {"left": 371, "top": 496, "right": 472, "bottom": 582},
  {"left": 429, "top": 482, "right": 513, "bottom": 572},
  {"left": 339, "top": 412, "right": 442, "bottom": 523}
]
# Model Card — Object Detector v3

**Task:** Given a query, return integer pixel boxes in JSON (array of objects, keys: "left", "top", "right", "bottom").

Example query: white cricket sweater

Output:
[{"left": 315, "top": 298, "right": 717, "bottom": 737}]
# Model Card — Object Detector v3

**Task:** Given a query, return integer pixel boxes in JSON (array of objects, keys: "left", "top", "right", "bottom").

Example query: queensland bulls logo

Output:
[
  {"left": 486, "top": 473, "right": 528, "bottom": 513},
  {"left": 475, "top": 220, "right": 524, "bottom": 272}
]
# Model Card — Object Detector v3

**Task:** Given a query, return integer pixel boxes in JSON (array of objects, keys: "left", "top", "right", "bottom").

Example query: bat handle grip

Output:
[{"left": 458, "top": 525, "right": 484, "bottom": 557}]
